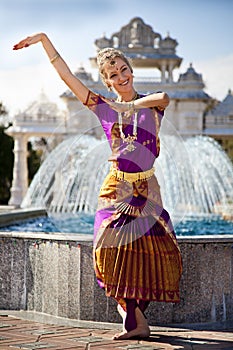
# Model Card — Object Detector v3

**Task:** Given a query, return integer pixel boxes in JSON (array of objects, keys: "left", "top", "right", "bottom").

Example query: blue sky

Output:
[{"left": 1, "top": 0, "right": 233, "bottom": 114}]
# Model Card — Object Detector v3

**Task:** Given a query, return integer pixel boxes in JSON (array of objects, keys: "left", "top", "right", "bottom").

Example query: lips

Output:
[{"left": 120, "top": 79, "right": 129, "bottom": 86}]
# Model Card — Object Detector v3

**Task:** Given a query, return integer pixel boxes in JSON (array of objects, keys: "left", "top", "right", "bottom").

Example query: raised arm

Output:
[
  {"left": 102, "top": 92, "right": 170, "bottom": 116},
  {"left": 13, "top": 33, "right": 89, "bottom": 104}
]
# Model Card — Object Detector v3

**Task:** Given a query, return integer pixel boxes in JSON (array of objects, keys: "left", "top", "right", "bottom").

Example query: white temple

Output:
[{"left": 5, "top": 17, "right": 233, "bottom": 207}]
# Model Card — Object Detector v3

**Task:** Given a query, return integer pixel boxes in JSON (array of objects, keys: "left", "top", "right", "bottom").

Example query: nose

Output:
[{"left": 118, "top": 71, "right": 126, "bottom": 82}]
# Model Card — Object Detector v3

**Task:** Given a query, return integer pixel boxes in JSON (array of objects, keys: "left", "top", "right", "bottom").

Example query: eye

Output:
[{"left": 110, "top": 73, "right": 117, "bottom": 78}]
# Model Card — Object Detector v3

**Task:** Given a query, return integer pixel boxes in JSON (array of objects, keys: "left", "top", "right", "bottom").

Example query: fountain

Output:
[
  {"left": 20, "top": 128, "right": 233, "bottom": 234},
  {"left": 2, "top": 122, "right": 233, "bottom": 327}
]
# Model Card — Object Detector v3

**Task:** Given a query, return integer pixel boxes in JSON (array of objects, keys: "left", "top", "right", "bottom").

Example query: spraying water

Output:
[{"left": 22, "top": 134, "right": 233, "bottom": 224}]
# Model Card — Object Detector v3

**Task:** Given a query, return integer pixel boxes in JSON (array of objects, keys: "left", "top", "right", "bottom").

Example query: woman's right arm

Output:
[{"left": 13, "top": 33, "right": 89, "bottom": 104}]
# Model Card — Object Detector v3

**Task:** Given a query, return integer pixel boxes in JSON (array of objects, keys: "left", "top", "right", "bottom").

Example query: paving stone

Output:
[
  {"left": 0, "top": 323, "right": 12, "bottom": 328},
  {"left": 8, "top": 342, "right": 56, "bottom": 349},
  {"left": 1, "top": 314, "right": 233, "bottom": 350},
  {"left": 118, "top": 345, "right": 165, "bottom": 350},
  {"left": 0, "top": 335, "right": 9, "bottom": 340},
  {"left": 68, "top": 335, "right": 104, "bottom": 342}
]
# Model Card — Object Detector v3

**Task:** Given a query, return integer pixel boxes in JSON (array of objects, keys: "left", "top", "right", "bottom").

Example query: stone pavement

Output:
[{"left": 0, "top": 311, "right": 233, "bottom": 350}]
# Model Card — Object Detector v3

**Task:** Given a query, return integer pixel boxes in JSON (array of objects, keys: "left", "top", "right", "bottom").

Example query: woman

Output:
[{"left": 13, "top": 33, "right": 182, "bottom": 340}]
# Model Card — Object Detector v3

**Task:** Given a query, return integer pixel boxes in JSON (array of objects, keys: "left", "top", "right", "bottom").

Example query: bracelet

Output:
[
  {"left": 128, "top": 102, "right": 135, "bottom": 113},
  {"left": 50, "top": 53, "right": 60, "bottom": 64}
]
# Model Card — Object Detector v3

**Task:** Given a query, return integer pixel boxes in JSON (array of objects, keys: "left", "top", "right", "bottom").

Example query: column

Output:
[
  {"left": 9, "top": 134, "right": 28, "bottom": 207},
  {"left": 168, "top": 62, "right": 174, "bottom": 83},
  {"left": 160, "top": 60, "right": 166, "bottom": 83}
]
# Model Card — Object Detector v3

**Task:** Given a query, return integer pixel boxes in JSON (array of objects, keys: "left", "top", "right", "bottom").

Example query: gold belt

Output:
[{"left": 110, "top": 166, "right": 155, "bottom": 183}]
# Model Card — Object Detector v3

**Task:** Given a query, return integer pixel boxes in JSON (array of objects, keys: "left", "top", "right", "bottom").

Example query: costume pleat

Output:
[{"left": 94, "top": 176, "right": 182, "bottom": 303}]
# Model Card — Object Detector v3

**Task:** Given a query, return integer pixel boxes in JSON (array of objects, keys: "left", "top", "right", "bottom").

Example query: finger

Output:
[{"left": 13, "top": 40, "right": 28, "bottom": 50}]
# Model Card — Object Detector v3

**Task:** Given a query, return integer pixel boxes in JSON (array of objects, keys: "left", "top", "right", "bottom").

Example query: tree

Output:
[{"left": 0, "top": 128, "right": 14, "bottom": 204}]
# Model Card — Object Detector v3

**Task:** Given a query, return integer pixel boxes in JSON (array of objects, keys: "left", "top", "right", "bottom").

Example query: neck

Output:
[{"left": 117, "top": 90, "right": 137, "bottom": 102}]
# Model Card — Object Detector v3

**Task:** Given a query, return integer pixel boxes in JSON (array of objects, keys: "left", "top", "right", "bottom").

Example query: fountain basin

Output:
[
  {"left": 0, "top": 208, "right": 47, "bottom": 228},
  {"left": 1, "top": 230, "right": 233, "bottom": 327}
]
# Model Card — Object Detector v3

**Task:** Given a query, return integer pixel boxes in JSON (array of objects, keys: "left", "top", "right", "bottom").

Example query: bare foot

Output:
[
  {"left": 117, "top": 304, "right": 126, "bottom": 331},
  {"left": 113, "top": 327, "right": 150, "bottom": 340},
  {"left": 113, "top": 306, "right": 150, "bottom": 340}
]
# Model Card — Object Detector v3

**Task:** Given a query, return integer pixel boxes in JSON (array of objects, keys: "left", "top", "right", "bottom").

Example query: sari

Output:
[{"left": 84, "top": 91, "right": 182, "bottom": 314}]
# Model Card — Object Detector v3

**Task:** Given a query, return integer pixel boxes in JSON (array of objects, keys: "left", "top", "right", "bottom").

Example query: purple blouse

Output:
[{"left": 85, "top": 91, "right": 164, "bottom": 173}]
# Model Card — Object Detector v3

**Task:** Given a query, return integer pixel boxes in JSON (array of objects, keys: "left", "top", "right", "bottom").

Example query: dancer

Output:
[{"left": 13, "top": 33, "right": 182, "bottom": 340}]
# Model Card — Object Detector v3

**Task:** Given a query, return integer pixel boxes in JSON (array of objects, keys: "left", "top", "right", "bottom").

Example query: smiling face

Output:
[
  {"left": 97, "top": 48, "right": 135, "bottom": 101},
  {"left": 103, "top": 57, "right": 134, "bottom": 95}
]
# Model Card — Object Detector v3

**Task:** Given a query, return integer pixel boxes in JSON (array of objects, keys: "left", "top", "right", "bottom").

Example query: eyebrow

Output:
[{"left": 109, "top": 63, "right": 127, "bottom": 75}]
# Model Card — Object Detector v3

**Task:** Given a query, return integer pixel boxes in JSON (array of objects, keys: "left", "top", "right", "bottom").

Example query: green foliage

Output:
[
  {"left": 0, "top": 101, "right": 7, "bottom": 116},
  {"left": 27, "top": 143, "right": 42, "bottom": 184},
  {"left": 0, "top": 126, "right": 14, "bottom": 204}
]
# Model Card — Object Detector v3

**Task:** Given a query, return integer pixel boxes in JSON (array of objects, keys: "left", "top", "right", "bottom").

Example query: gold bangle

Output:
[
  {"left": 128, "top": 102, "right": 135, "bottom": 113},
  {"left": 50, "top": 53, "right": 60, "bottom": 64}
]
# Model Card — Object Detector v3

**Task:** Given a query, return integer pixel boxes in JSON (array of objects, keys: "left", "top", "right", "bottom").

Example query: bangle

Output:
[
  {"left": 128, "top": 102, "right": 135, "bottom": 113},
  {"left": 50, "top": 53, "right": 60, "bottom": 64}
]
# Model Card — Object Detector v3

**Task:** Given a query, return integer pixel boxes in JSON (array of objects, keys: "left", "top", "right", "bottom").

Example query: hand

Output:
[
  {"left": 101, "top": 96, "right": 133, "bottom": 115},
  {"left": 13, "top": 33, "right": 45, "bottom": 50}
]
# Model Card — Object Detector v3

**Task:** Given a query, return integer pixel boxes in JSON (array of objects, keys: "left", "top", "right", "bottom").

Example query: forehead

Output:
[{"left": 103, "top": 57, "right": 127, "bottom": 77}]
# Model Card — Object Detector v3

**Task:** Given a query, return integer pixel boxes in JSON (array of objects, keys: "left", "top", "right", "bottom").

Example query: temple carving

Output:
[{"left": 91, "top": 17, "right": 182, "bottom": 83}]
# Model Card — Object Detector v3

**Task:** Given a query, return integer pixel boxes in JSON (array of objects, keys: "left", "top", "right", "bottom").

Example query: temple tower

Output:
[{"left": 90, "top": 17, "right": 182, "bottom": 84}]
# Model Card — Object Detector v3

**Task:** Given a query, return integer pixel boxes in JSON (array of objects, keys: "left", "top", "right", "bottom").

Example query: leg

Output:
[
  {"left": 113, "top": 302, "right": 150, "bottom": 340},
  {"left": 117, "top": 304, "right": 126, "bottom": 331},
  {"left": 116, "top": 299, "right": 137, "bottom": 332},
  {"left": 125, "top": 299, "right": 137, "bottom": 331},
  {"left": 138, "top": 300, "right": 150, "bottom": 313}
]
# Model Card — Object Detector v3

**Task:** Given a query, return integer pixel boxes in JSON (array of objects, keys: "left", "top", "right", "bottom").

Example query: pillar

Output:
[
  {"left": 168, "top": 62, "right": 174, "bottom": 83},
  {"left": 8, "top": 134, "right": 28, "bottom": 207},
  {"left": 160, "top": 60, "right": 166, "bottom": 83}
]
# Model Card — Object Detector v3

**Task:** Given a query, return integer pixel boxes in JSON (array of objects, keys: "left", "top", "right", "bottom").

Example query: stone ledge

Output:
[{"left": 0, "top": 208, "right": 47, "bottom": 228}]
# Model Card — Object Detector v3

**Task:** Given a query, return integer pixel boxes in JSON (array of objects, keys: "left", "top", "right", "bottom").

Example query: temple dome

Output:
[
  {"left": 208, "top": 90, "right": 233, "bottom": 117},
  {"left": 178, "top": 63, "right": 203, "bottom": 83},
  {"left": 159, "top": 33, "right": 178, "bottom": 54},
  {"left": 17, "top": 90, "right": 62, "bottom": 120},
  {"left": 74, "top": 65, "right": 94, "bottom": 83}
]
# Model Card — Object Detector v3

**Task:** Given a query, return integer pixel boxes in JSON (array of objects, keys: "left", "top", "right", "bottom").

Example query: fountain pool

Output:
[{"left": 1, "top": 212, "right": 233, "bottom": 236}]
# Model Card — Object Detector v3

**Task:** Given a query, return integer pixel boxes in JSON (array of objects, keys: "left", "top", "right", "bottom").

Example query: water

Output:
[
  {"left": 17, "top": 133, "right": 233, "bottom": 236},
  {"left": 1, "top": 214, "right": 233, "bottom": 236},
  {"left": 21, "top": 134, "right": 233, "bottom": 221}
]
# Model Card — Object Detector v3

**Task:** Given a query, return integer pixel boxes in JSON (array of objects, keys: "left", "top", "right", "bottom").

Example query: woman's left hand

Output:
[
  {"left": 13, "top": 33, "right": 45, "bottom": 50},
  {"left": 102, "top": 96, "right": 133, "bottom": 115}
]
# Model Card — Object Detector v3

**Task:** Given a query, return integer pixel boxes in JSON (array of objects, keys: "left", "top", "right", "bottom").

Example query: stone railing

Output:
[{"left": 0, "top": 231, "right": 233, "bottom": 327}]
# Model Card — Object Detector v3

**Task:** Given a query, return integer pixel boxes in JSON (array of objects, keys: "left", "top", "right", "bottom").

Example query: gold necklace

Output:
[
  {"left": 117, "top": 92, "right": 138, "bottom": 152},
  {"left": 118, "top": 111, "right": 138, "bottom": 152}
]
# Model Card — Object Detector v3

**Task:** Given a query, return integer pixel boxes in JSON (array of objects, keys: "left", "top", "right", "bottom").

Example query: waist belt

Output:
[{"left": 110, "top": 165, "right": 155, "bottom": 183}]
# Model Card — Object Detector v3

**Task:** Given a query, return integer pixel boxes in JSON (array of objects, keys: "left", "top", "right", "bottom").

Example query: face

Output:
[{"left": 103, "top": 57, "right": 134, "bottom": 94}]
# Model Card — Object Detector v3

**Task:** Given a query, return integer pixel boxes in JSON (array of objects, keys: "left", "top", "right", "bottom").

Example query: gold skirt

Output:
[{"left": 93, "top": 171, "right": 182, "bottom": 306}]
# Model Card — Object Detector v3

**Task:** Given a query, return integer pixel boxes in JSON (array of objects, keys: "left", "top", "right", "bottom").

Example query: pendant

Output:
[{"left": 126, "top": 141, "right": 136, "bottom": 152}]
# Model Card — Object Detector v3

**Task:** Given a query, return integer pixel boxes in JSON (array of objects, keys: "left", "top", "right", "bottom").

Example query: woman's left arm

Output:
[
  {"left": 134, "top": 92, "right": 170, "bottom": 111},
  {"left": 102, "top": 92, "right": 169, "bottom": 115}
]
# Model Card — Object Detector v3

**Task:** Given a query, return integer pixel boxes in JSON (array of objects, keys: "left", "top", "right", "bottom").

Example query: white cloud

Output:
[
  {"left": 1, "top": 51, "right": 233, "bottom": 117},
  {"left": 0, "top": 63, "right": 68, "bottom": 115},
  {"left": 194, "top": 54, "right": 233, "bottom": 101}
]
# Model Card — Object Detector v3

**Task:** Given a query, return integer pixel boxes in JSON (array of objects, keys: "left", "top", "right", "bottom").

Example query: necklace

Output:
[
  {"left": 117, "top": 92, "right": 139, "bottom": 152},
  {"left": 118, "top": 110, "right": 138, "bottom": 152}
]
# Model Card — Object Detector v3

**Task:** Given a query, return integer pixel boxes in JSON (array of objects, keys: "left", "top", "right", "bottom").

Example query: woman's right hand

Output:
[{"left": 13, "top": 33, "right": 45, "bottom": 50}]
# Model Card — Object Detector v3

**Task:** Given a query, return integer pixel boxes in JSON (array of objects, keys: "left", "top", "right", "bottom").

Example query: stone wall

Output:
[{"left": 0, "top": 232, "right": 233, "bottom": 326}]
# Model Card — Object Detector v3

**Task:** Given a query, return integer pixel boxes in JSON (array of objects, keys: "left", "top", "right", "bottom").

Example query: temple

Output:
[{"left": 5, "top": 17, "right": 233, "bottom": 206}]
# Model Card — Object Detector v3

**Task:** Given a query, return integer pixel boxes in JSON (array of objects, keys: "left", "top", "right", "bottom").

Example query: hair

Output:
[{"left": 96, "top": 47, "right": 133, "bottom": 89}]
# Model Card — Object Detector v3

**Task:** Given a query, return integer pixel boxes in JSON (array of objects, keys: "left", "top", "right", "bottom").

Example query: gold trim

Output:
[
  {"left": 110, "top": 165, "right": 155, "bottom": 183},
  {"left": 50, "top": 53, "right": 60, "bottom": 64}
]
